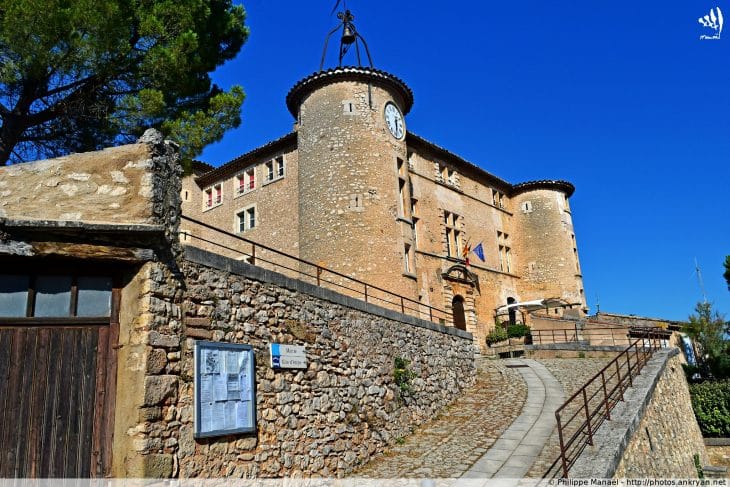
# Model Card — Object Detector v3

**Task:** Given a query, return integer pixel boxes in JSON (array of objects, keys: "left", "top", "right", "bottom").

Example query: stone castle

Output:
[{"left": 181, "top": 63, "right": 587, "bottom": 348}]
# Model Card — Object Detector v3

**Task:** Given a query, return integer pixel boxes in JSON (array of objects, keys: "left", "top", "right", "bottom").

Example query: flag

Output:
[
  {"left": 462, "top": 239, "right": 471, "bottom": 266},
  {"left": 472, "top": 242, "right": 485, "bottom": 262}
]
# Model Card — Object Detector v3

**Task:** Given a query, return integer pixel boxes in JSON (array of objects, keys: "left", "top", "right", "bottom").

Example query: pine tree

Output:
[{"left": 0, "top": 0, "right": 248, "bottom": 164}]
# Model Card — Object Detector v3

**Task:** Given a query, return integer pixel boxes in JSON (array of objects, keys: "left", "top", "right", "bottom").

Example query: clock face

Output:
[{"left": 384, "top": 102, "right": 405, "bottom": 139}]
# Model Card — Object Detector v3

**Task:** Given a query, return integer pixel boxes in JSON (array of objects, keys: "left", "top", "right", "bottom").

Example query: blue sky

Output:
[{"left": 201, "top": 1, "right": 730, "bottom": 322}]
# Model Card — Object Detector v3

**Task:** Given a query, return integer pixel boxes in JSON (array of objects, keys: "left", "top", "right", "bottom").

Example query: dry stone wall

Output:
[
  {"left": 129, "top": 246, "right": 477, "bottom": 478},
  {"left": 614, "top": 353, "right": 708, "bottom": 478}
]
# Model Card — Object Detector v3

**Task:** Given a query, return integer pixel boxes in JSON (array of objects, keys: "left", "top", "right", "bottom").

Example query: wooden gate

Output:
[{"left": 0, "top": 267, "right": 120, "bottom": 478}]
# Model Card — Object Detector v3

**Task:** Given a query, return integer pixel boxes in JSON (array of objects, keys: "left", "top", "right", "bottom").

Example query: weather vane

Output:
[{"left": 320, "top": 2, "right": 374, "bottom": 70}]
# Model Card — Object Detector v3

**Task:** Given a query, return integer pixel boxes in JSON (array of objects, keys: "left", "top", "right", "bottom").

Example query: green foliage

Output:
[
  {"left": 507, "top": 324, "right": 531, "bottom": 339},
  {"left": 0, "top": 0, "right": 249, "bottom": 164},
  {"left": 694, "top": 453, "right": 704, "bottom": 479},
  {"left": 724, "top": 256, "right": 730, "bottom": 292},
  {"left": 487, "top": 324, "right": 530, "bottom": 346},
  {"left": 684, "top": 302, "right": 730, "bottom": 379},
  {"left": 689, "top": 380, "right": 730, "bottom": 437},
  {"left": 486, "top": 327, "right": 508, "bottom": 346},
  {"left": 393, "top": 357, "right": 416, "bottom": 396}
]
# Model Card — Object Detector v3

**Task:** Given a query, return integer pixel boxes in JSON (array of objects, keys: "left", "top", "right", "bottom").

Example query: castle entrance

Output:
[{"left": 452, "top": 296, "right": 466, "bottom": 330}]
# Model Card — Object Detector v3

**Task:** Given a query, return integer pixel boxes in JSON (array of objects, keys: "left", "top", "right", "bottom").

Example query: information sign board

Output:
[
  {"left": 194, "top": 341, "right": 256, "bottom": 438},
  {"left": 270, "top": 343, "right": 307, "bottom": 369}
]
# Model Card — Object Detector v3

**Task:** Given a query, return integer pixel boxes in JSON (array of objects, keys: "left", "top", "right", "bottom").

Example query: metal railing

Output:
[
  {"left": 546, "top": 333, "right": 666, "bottom": 478},
  {"left": 531, "top": 326, "right": 632, "bottom": 346},
  {"left": 180, "top": 215, "right": 452, "bottom": 324}
]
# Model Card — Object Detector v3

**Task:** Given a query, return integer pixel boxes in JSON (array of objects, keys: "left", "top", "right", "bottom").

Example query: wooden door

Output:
[
  {"left": 452, "top": 296, "right": 466, "bottom": 331},
  {"left": 0, "top": 324, "right": 117, "bottom": 478},
  {"left": 0, "top": 266, "right": 120, "bottom": 478}
]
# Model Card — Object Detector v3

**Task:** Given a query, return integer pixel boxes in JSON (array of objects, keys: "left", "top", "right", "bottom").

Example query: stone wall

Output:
[
  {"left": 0, "top": 130, "right": 179, "bottom": 228},
  {"left": 123, "top": 246, "right": 477, "bottom": 478},
  {"left": 570, "top": 350, "right": 708, "bottom": 478},
  {"left": 0, "top": 130, "right": 181, "bottom": 263},
  {"left": 705, "top": 440, "right": 730, "bottom": 468},
  {"left": 614, "top": 353, "right": 708, "bottom": 477}
]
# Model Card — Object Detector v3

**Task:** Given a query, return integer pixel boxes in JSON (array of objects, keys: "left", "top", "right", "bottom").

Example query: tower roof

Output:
[
  {"left": 512, "top": 180, "right": 575, "bottom": 197},
  {"left": 286, "top": 66, "right": 414, "bottom": 118}
]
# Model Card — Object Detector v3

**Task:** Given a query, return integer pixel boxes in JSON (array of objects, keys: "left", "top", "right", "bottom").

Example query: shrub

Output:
[
  {"left": 393, "top": 357, "right": 416, "bottom": 396},
  {"left": 486, "top": 328, "right": 508, "bottom": 346},
  {"left": 507, "top": 324, "right": 531, "bottom": 339},
  {"left": 689, "top": 380, "right": 730, "bottom": 437}
]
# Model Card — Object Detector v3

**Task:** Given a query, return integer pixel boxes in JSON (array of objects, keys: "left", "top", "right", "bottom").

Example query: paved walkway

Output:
[
  {"left": 352, "top": 358, "right": 528, "bottom": 478},
  {"left": 352, "top": 356, "right": 615, "bottom": 480},
  {"left": 462, "top": 359, "right": 565, "bottom": 479}
]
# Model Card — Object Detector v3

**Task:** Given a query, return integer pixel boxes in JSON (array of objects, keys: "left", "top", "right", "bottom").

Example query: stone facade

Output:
[
  {"left": 121, "top": 247, "right": 476, "bottom": 478},
  {"left": 181, "top": 135, "right": 300, "bottom": 266},
  {"left": 181, "top": 67, "right": 587, "bottom": 352}
]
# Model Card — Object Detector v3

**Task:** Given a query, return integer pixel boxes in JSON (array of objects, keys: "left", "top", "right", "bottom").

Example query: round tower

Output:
[
  {"left": 510, "top": 180, "right": 587, "bottom": 314},
  {"left": 286, "top": 67, "right": 418, "bottom": 299}
]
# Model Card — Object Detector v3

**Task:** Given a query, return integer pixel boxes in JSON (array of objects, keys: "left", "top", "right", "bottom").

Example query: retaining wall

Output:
[
  {"left": 120, "top": 246, "right": 477, "bottom": 477},
  {"left": 570, "top": 350, "right": 708, "bottom": 478}
]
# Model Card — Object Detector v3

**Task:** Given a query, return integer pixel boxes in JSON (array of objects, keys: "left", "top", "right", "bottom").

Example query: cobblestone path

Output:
[{"left": 352, "top": 358, "right": 528, "bottom": 478}]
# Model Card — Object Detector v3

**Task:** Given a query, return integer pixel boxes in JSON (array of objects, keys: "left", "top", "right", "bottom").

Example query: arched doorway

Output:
[
  {"left": 452, "top": 295, "right": 466, "bottom": 331},
  {"left": 507, "top": 296, "right": 517, "bottom": 327}
]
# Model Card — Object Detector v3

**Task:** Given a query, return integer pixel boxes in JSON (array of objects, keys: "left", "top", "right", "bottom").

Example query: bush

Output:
[
  {"left": 689, "top": 380, "right": 730, "bottom": 437},
  {"left": 507, "top": 324, "right": 531, "bottom": 339},
  {"left": 393, "top": 357, "right": 416, "bottom": 396},
  {"left": 486, "top": 328, "right": 508, "bottom": 346}
]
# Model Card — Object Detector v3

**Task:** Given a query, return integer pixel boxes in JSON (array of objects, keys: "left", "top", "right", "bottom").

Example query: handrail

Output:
[
  {"left": 531, "top": 326, "right": 671, "bottom": 348},
  {"left": 545, "top": 332, "right": 666, "bottom": 478},
  {"left": 180, "top": 215, "right": 452, "bottom": 324},
  {"left": 531, "top": 326, "right": 630, "bottom": 346}
]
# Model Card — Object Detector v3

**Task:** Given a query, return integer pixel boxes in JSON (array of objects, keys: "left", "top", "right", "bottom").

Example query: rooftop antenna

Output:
[
  {"left": 694, "top": 257, "right": 708, "bottom": 304},
  {"left": 320, "top": 2, "right": 374, "bottom": 70},
  {"left": 595, "top": 293, "right": 600, "bottom": 314}
]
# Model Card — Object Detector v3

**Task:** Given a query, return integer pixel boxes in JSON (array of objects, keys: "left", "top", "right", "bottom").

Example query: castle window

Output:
[
  {"left": 265, "top": 156, "right": 285, "bottom": 184},
  {"left": 403, "top": 243, "right": 414, "bottom": 274},
  {"left": 236, "top": 167, "right": 256, "bottom": 196},
  {"left": 236, "top": 205, "right": 257, "bottom": 233},
  {"left": 203, "top": 183, "right": 223, "bottom": 210},
  {"left": 348, "top": 194, "right": 364, "bottom": 211},
  {"left": 498, "top": 231, "right": 512, "bottom": 273},
  {"left": 521, "top": 201, "right": 533, "bottom": 213},
  {"left": 411, "top": 198, "right": 419, "bottom": 248},
  {"left": 444, "top": 211, "right": 462, "bottom": 258},
  {"left": 399, "top": 179, "right": 408, "bottom": 217},
  {"left": 397, "top": 157, "right": 406, "bottom": 177},
  {"left": 396, "top": 158, "right": 410, "bottom": 219},
  {"left": 343, "top": 100, "right": 356, "bottom": 114},
  {"left": 437, "top": 163, "right": 457, "bottom": 187},
  {"left": 492, "top": 189, "right": 505, "bottom": 208}
]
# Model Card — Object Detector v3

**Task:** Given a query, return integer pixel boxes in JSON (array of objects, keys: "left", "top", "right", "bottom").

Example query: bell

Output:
[{"left": 341, "top": 25, "right": 356, "bottom": 45}]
